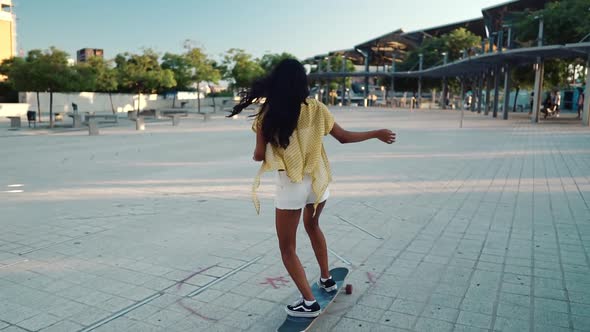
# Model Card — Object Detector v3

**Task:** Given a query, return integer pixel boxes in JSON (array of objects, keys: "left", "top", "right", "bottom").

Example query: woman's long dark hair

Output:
[{"left": 228, "top": 59, "right": 309, "bottom": 149}]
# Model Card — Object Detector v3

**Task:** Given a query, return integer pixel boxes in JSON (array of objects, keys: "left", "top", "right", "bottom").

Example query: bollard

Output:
[
  {"left": 136, "top": 117, "right": 145, "bottom": 131},
  {"left": 71, "top": 114, "right": 82, "bottom": 128},
  {"left": 88, "top": 119, "right": 99, "bottom": 136}
]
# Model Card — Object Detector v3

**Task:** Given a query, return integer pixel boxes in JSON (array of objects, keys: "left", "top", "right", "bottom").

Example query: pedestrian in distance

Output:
[
  {"left": 542, "top": 92, "right": 554, "bottom": 119},
  {"left": 553, "top": 90, "right": 561, "bottom": 117},
  {"left": 228, "top": 59, "right": 396, "bottom": 318}
]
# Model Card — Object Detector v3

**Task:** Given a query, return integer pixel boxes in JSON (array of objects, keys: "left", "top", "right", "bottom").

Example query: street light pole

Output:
[
  {"left": 531, "top": 15, "right": 545, "bottom": 123},
  {"left": 441, "top": 52, "right": 448, "bottom": 109},
  {"left": 341, "top": 55, "right": 346, "bottom": 106},
  {"left": 391, "top": 53, "right": 396, "bottom": 107},
  {"left": 325, "top": 57, "right": 330, "bottom": 105},
  {"left": 418, "top": 53, "right": 423, "bottom": 109}
]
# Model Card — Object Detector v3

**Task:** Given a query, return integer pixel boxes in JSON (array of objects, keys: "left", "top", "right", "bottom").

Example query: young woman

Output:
[{"left": 229, "top": 59, "right": 395, "bottom": 317}]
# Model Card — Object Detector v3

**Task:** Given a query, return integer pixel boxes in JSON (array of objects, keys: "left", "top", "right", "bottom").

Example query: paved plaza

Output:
[{"left": 1, "top": 107, "right": 589, "bottom": 332}]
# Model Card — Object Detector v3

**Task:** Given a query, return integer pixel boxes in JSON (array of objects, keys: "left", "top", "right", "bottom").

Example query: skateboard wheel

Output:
[{"left": 345, "top": 284, "right": 352, "bottom": 294}]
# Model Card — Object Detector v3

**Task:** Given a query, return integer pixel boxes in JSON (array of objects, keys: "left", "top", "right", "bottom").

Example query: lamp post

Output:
[
  {"left": 502, "top": 24, "right": 513, "bottom": 50},
  {"left": 325, "top": 57, "right": 330, "bottom": 105},
  {"left": 531, "top": 15, "right": 545, "bottom": 123},
  {"left": 391, "top": 53, "right": 396, "bottom": 107},
  {"left": 417, "top": 53, "right": 423, "bottom": 109},
  {"left": 500, "top": 24, "right": 512, "bottom": 120},
  {"left": 341, "top": 55, "right": 346, "bottom": 106},
  {"left": 441, "top": 52, "right": 448, "bottom": 109}
]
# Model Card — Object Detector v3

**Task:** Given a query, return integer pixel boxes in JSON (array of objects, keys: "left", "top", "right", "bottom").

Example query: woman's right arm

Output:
[{"left": 329, "top": 122, "right": 396, "bottom": 144}]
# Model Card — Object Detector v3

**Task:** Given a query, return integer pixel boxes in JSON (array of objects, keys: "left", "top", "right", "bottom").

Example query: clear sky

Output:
[{"left": 14, "top": 0, "right": 503, "bottom": 61}]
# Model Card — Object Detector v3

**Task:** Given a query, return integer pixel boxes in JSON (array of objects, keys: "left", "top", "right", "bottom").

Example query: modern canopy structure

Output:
[{"left": 306, "top": 0, "right": 590, "bottom": 126}]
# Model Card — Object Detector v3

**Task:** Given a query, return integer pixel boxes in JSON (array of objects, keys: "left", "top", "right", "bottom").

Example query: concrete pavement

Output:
[{"left": 0, "top": 108, "right": 589, "bottom": 331}]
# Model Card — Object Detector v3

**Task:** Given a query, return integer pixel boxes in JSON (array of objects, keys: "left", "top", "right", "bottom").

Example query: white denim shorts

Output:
[{"left": 275, "top": 171, "right": 329, "bottom": 210}]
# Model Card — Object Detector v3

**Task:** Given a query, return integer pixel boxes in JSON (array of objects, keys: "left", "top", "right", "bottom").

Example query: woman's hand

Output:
[{"left": 376, "top": 129, "right": 396, "bottom": 144}]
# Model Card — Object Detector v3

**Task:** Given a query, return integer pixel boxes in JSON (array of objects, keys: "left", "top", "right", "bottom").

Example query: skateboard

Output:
[{"left": 277, "top": 267, "right": 350, "bottom": 332}]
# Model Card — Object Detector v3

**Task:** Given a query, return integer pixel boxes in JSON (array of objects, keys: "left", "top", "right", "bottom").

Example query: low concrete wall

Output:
[
  {"left": 0, "top": 103, "right": 29, "bottom": 117},
  {"left": 17, "top": 93, "right": 237, "bottom": 117},
  {"left": 19, "top": 92, "right": 174, "bottom": 116}
]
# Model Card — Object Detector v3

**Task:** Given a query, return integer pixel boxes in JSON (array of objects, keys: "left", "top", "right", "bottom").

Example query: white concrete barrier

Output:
[{"left": 0, "top": 103, "right": 29, "bottom": 117}]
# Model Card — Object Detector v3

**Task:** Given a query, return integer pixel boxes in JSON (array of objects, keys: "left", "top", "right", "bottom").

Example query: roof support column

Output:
[
  {"left": 502, "top": 64, "right": 511, "bottom": 120},
  {"left": 583, "top": 55, "right": 590, "bottom": 126},
  {"left": 364, "top": 53, "right": 370, "bottom": 101},
  {"left": 441, "top": 52, "right": 448, "bottom": 110},
  {"left": 391, "top": 54, "right": 396, "bottom": 107},
  {"left": 417, "top": 53, "right": 423, "bottom": 109},
  {"left": 469, "top": 77, "right": 476, "bottom": 113},
  {"left": 477, "top": 73, "right": 484, "bottom": 114},
  {"left": 441, "top": 78, "right": 448, "bottom": 110},
  {"left": 341, "top": 56, "right": 346, "bottom": 106},
  {"left": 531, "top": 58, "right": 545, "bottom": 123},
  {"left": 324, "top": 57, "right": 330, "bottom": 105},
  {"left": 493, "top": 65, "right": 501, "bottom": 118},
  {"left": 485, "top": 68, "right": 492, "bottom": 115},
  {"left": 460, "top": 77, "right": 465, "bottom": 128}
]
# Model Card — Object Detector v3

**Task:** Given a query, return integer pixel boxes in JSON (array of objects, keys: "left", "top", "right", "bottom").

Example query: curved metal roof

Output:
[{"left": 308, "top": 43, "right": 590, "bottom": 80}]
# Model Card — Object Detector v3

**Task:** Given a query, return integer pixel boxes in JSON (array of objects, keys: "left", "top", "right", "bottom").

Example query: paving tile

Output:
[
  {"left": 16, "top": 313, "right": 62, "bottom": 331},
  {"left": 534, "top": 310, "right": 571, "bottom": 329},
  {"left": 414, "top": 317, "right": 453, "bottom": 332},
  {"left": 389, "top": 298, "right": 424, "bottom": 316},
  {"left": 332, "top": 317, "right": 377, "bottom": 331},
  {"left": 379, "top": 311, "right": 417, "bottom": 330},
  {"left": 1, "top": 109, "right": 589, "bottom": 332},
  {"left": 420, "top": 304, "right": 458, "bottom": 323},
  {"left": 39, "top": 320, "right": 84, "bottom": 332},
  {"left": 456, "top": 311, "right": 492, "bottom": 329}
]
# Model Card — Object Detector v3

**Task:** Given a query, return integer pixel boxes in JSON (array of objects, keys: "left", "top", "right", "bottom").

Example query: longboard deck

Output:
[{"left": 277, "top": 267, "right": 349, "bottom": 332}]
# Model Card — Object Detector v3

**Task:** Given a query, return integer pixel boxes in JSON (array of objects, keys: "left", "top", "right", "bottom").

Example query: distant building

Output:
[
  {"left": 76, "top": 48, "right": 104, "bottom": 63},
  {"left": 0, "top": 0, "right": 16, "bottom": 64}
]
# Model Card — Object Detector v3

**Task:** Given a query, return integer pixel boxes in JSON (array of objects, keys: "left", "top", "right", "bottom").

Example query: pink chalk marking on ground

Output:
[
  {"left": 260, "top": 276, "right": 290, "bottom": 289},
  {"left": 176, "top": 265, "right": 217, "bottom": 290},
  {"left": 367, "top": 272, "right": 377, "bottom": 285},
  {"left": 175, "top": 264, "right": 218, "bottom": 321},
  {"left": 177, "top": 298, "right": 218, "bottom": 321}
]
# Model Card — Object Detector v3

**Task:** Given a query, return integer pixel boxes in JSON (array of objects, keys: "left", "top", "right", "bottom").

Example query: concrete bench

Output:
[
  {"left": 161, "top": 110, "right": 188, "bottom": 126},
  {"left": 7, "top": 116, "right": 21, "bottom": 129},
  {"left": 68, "top": 114, "right": 83, "bottom": 128},
  {"left": 85, "top": 114, "right": 118, "bottom": 124},
  {"left": 88, "top": 118, "right": 99, "bottom": 136}
]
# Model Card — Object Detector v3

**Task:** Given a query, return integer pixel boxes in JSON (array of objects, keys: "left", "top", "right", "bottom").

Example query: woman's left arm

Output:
[{"left": 253, "top": 129, "right": 266, "bottom": 161}]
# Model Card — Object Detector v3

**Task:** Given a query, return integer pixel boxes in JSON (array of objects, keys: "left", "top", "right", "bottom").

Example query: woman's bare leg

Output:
[
  {"left": 303, "top": 201, "right": 330, "bottom": 279},
  {"left": 275, "top": 208, "right": 315, "bottom": 301}
]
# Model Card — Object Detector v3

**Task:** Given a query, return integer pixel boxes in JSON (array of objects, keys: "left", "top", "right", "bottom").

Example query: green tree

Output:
[
  {"left": 396, "top": 28, "right": 481, "bottom": 92},
  {"left": 222, "top": 49, "right": 265, "bottom": 90},
  {"left": 513, "top": 0, "right": 590, "bottom": 46},
  {"left": 510, "top": 0, "right": 590, "bottom": 94},
  {"left": 186, "top": 47, "right": 220, "bottom": 112},
  {"left": 4, "top": 48, "right": 77, "bottom": 127},
  {"left": 0, "top": 57, "right": 26, "bottom": 103},
  {"left": 37, "top": 47, "right": 79, "bottom": 127},
  {"left": 162, "top": 48, "right": 220, "bottom": 111},
  {"left": 115, "top": 49, "right": 176, "bottom": 113},
  {"left": 161, "top": 52, "right": 193, "bottom": 91},
  {"left": 1, "top": 51, "right": 45, "bottom": 122},
  {"left": 74, "top": 56, "right": 119, "bottom": 113}
]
